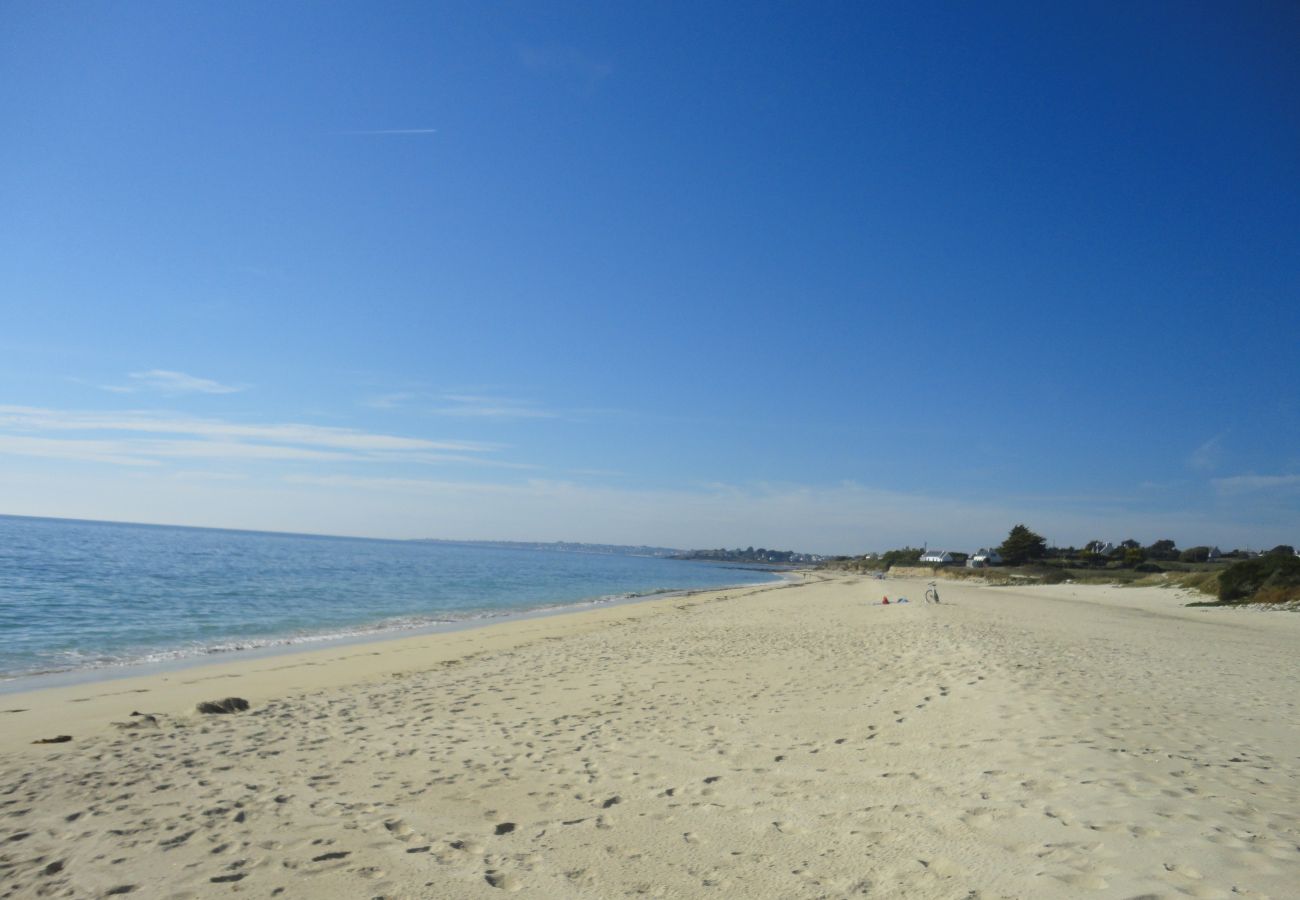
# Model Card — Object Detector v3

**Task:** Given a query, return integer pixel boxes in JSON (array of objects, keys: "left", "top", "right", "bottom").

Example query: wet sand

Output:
[{"left": 1, "top": 573, "right": 1297, "bottom": 898}]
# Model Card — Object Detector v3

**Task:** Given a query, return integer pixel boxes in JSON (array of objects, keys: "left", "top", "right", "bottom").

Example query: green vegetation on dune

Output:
[
  {"left": 1166, "top": 569, "right": 1221, "bottom": 597},
  {"left": 825, "top": 548, "right": 922, "bottom": 572},
  {"left": 1214, "top": 554, "right": 1300, "bottom": 605},
  {"left": 823, "top": 524, "right": 1298, "bottom": 607}
]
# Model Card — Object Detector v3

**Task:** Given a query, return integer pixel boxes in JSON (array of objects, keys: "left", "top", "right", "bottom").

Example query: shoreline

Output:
[
  {"left": 0, "top": 573, "right": 801, "bottom": 753},
  {"left": 0, "top": 570, "right": 790, "bottom": 696},
  {"left": 3, "top": 573, "right": 1296, "bottom": 898}
]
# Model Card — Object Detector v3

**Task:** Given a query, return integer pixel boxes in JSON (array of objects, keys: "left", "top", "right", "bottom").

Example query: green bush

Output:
[
  {"left": 1217, "top": 555, "right": 1300, "bottom": 602},
  {"left": 880, "top": 547, "right": 923, "bottom": 569}
]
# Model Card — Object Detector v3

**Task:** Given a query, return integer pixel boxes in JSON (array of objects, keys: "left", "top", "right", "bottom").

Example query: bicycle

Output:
[{"left": 924, "top": 582, "right": 941, "bottom": 604}]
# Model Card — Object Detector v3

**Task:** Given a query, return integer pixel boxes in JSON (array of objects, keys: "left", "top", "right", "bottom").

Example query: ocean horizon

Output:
[{"left": 0, "top": 514, "right": 781, "bottom": 685}]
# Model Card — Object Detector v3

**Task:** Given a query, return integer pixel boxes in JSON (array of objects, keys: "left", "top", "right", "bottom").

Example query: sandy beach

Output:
[{"left": 1, "top": 573, "right": 1297, "bottom": 899}]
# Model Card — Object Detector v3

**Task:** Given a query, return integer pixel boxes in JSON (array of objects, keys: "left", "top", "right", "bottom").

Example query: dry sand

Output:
[{"left": 1, "top": 573, "right": 1297, "bottom": 899}]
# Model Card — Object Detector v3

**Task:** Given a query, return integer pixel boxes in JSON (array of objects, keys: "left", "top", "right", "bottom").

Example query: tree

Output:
[
  {"left": 880, "top": 547, "right": 923, "bottom": 569},
  {"left": 997, "top": 524, "right": 1047, "bottom": 566},
  {"left": 1180, "top": 546, "right": 1211, "bottom": 563},
  {"left": 1267, "top": 544, "right": 1296, "bottom": 557},
  {"left": 1145, "top": 539, "right": 1178, "bottom": 561}
]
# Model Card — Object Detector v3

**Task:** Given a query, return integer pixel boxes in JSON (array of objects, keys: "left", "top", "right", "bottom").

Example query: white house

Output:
[
  {"left": 920, "top": 550, "right": 954, "bottom": 565},
  {"left": 967, "top": 548, "right": 1002, "bottom": 568}
]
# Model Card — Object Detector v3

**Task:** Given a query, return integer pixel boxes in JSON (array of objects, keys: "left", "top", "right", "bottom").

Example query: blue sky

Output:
[{"left": 2, "top": 1, "right": 1297, "bottom": 553}]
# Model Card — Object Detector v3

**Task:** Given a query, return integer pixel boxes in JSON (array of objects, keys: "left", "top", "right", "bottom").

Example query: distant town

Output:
[
  {"left": 840, "top": 538, "right": 1298, "bottom": 570},
  {"left": 670, "top": 547, "right": 828, "bottom": 565},
  {"left": 416, "top": 539, "right": 827, "bottom": 566}
]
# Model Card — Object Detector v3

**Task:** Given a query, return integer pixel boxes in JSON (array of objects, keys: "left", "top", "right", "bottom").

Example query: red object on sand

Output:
[{"left": 882, "top": 597, "right": 890, "bottom": 605}]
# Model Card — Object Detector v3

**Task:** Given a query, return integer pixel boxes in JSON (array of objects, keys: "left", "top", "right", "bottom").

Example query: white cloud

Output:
[
  {"left": 272, "top": 475, "right": 1237, "bottom": 553},
  {"left": 0, "top": 406, "right": 495, "bottom": 453},
  {"left": 364, "top": 392, "right": 419, "bottom": 410},
  {"left": 364, "top": 390, "right": 561, "bottom": 420},
  {"left": 167, "top": 470, "right": 250, "bottom": 482},
  {"left": 430, "top": 395, "right": 558, "bottom": 419},
  {"left": 0, "top": 405, "right": 515, "bottom": 470},
  {"left": 284, "top": 474, "right": 526, "bottom": 494},
  {"left": 98, "top": 369, "right": 248, "bottom": 395},
  {"left": 0, "top": 434, "right": 364, "bottom": 466},
  {"left": 1188, "top": 433, "right": 1226, "bottom": 471},
  {"left": 0, "top": 434, "right": 543, "bottom": 470},
  {"left": 1212, "top": 473, "right": 1300, "bottom": 494},
  {"left": 0, "top": 457, "right": 1286, "bottom": 552},
  {"left": 0, "top": 435, "right": 160, "bottom": 467}
]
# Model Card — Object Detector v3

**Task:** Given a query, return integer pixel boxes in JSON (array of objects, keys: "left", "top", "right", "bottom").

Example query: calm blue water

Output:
[{"left": 0, "top": 515, "right": 779, "bottom": 681}]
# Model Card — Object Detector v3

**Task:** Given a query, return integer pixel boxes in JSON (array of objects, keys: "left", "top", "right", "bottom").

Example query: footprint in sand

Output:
[
  {"left": 484, "top": 870, "right": 523, "bottom": 891},
  {"left": 383, "top": 818, "right": 421, "bottom": 842}
]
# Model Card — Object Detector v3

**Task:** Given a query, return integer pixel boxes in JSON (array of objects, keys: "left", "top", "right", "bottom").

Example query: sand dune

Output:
[{"left": 1, "top": 574, "right": 1297, "bottom": 898}]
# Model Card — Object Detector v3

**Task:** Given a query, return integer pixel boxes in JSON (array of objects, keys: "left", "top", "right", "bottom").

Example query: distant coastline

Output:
[
  {"left": 671, "top": 546, "right": 827, "bottom": 565},
  {"left": 412, "top": 538, "right": 682, "bottom": 558}
]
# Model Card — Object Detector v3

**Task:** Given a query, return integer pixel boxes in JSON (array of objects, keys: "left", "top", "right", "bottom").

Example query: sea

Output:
[{"left": 0, "top": 515, "right": 781, "bottom": 686}]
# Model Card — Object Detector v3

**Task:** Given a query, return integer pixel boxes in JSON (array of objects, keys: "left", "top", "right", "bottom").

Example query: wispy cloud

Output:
[
  {"left": 0, "top": 435, "right": 159, "bottom": 467},
  {"left": 0, "top": 405, "right": 517, "bottom": 469},
  {"left": 2, "top": 443, "right": 1285, "bottom": 551},
  {"left": 0, "top": 436, "right": 535, "bottom": 470},
  {"left": 430, "top": 395, "right": 558, "bottom": 419},
  {"left": 1212, "top": 473, "right": 1300, "bottom": 494},
  {"left": 0, "top": 406, "right": 493, "bottom": 452},
  {"left": 364, "top": 392, "right": 419, "bottom": 410},
  {"left": 273, "top": 475, "right": 1242, "bottom": 552},
  {"left": 167, "top": 470, "right": 250, "bottom": 482},
  {"left": 99, "top": 369, "right": 248, "bottom": 395},
  {"left": 365, "top": 390, "right": 560, "bottom": 420},
  {"left": 1188, "top": 433, "right": 1226, "bottom": 471}
]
